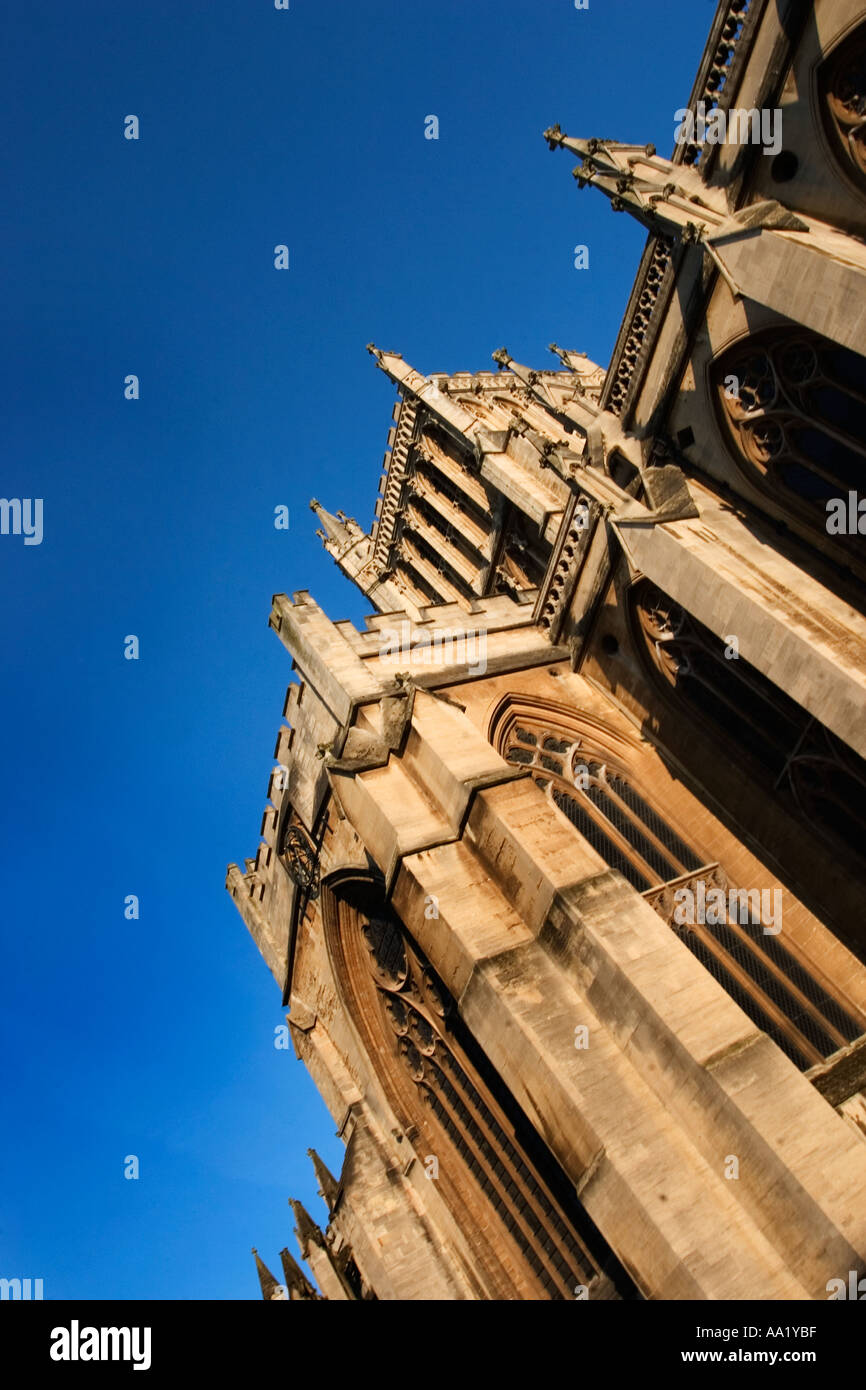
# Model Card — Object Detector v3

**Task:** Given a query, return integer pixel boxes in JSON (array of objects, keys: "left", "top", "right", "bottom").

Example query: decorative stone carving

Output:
[
  {"left": 498, "top": 699, "right": 864, "bottom": 1073},
  {"left": 281, "top": 822, "right": 320, "bottom": 896},
  {"left": 676, "top": 0, "right": 757, "bottom": 168},
  {"left": 821, "top": 23, "right": 866, "bottom": 186},
  {"left": 356, "top": 905, "right": 610, "bottom": 1300},
  {"left": 714, "top": 331, "right": 866, "bottom": 519},
  {"left": 605, "top": 237, "right": 674, "bottom": 417}
]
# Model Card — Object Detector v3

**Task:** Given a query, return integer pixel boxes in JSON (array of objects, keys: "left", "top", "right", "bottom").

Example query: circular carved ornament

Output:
[{"left": 281, "top": 824, "right": 320, "bottom": 895}]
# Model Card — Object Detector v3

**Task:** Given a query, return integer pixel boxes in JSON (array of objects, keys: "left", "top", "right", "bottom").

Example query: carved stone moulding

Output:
[
  {"left": 819, "top": 21, "right": 866, "bottom": 191},
  {"left": 604, "top": 237, "right": 675, "bottom": 419},
  {"left": 281, "top": 821, "right": 320, "bottom": 897},
  {"left": 711, "top": 327, "right": 866, "bottom": 553}
]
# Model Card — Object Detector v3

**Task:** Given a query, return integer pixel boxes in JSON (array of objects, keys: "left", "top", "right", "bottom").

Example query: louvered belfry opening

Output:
[{"left": 499, "top": 711, "right": 865, "bottom": 1075}]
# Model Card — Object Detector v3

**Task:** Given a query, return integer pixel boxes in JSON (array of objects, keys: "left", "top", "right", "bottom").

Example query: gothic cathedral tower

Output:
[{"left": 229, "top": 0, "right": 866, "bottom": 1300}]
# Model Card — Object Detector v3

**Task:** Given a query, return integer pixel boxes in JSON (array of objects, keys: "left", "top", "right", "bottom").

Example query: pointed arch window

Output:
[
  {"left": 495, "top": 701, "right": 865, "bottom": 1073},
  {"left": 325, "top": 882, "right": 633, "bottom": 1301},
  {"left": 712, "top": 329, "right": 866, "bottom": 542},
  {"left": 633, "top": 580, "right": 866, "bottom": 865},
  {"left": 504, "top": 723, "right": 703, "bottom": 893},
  {"left": 819, "top": 22, "right": 866, "bottom": 193}
]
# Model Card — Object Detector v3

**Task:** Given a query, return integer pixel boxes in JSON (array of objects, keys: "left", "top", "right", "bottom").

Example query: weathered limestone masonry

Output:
[{"left": 232, "top": 0, "right": 866, "bottom": 1299}]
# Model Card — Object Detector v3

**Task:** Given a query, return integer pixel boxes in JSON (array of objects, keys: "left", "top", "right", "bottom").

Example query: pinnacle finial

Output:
[
  {"left": 307, "top": 1147, "right": 340, "bottom": 1210},
  {"left": 546, "top": 133, "right": 724, "bottom": 234},
  {"left": 549, "top": 343, "right": 591, "bottom": 371},
  {"left": 252, "top": 1247, "right": 284, "bottom": 1301},
  {"left": 289, "top": 1196, "right": 324, "bottom": 1255},
  {"left": 367, "top": 343, "right": 404, "bottom": 362},
  {"left": 493, "top": 353, "right": 549, "bottom": 398},
  {"left": 279, "top": 1247, "right": 318, "bottom": 1300},
  {"left": 549, "top": 344, "right": 578, "bottom": 372},
  {"left": 310, "top": 500, "right": 363, "bottom": 555}
]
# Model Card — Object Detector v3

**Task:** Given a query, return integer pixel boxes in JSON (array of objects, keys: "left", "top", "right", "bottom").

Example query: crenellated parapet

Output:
[{"left": 227, "top": 584, "right": 566, "bottom": 987}]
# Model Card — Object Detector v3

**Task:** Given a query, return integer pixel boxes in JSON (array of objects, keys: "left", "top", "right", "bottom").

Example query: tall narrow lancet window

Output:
[
  {"left": 819, "top": 22, "right": 866, "bottom": 192},
  {"left": 492, "top": 697, "right": 865, "bottom": 1073},
  {"left": 324, "top": 881, "right": 632, "bottom": 1301},
  {"left": 712, "top": 329, "right": 866, "bottom": 536}
]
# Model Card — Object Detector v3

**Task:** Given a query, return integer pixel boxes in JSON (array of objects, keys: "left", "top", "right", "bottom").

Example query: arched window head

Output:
[
  {"left": 491, "top": 694, "right": 865, "bottom": 1072},
  {"left": 713, "top": 330, "right": 866, "bottom": 539},
  {"left": 819, "top": 23, "right": 866, "bottom": 191},
  {"left": 324, "top": 882, "right": 627, "bottom": 1300},
  {"left": 501, "top": 719, "right": 704, "bottom": 893},
  {"left": 633, "top": 575, "right": 866, "bottom": 849}
]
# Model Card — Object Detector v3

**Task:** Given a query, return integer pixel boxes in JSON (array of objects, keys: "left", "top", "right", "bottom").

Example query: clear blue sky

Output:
[{"left": 0, "top": 0, "right": 712, "bottom": 1299}]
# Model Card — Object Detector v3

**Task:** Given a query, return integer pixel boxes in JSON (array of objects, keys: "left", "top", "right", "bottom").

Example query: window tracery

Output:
[
  {"left": 713, "top": 329, "right": 866, "bottom": 533},
  {"left": 820, "top": 24, "right": 866, "bottom": 190},
  {"left": 495, "top": 700, "right": 865, "bottom": 1072},
  {"left": 329, "top": 889, "right": 628, "bottom": 1299},
  {"left": 633, "top": 580, "right": 866, "bottom": 860}
]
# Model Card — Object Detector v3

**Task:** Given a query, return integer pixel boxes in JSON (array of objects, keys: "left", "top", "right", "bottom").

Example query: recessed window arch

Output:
[
  {"left": 631, "top": 578, "right": 866, "bottom": 866},
  {"left": 320, "top": 874, "right": 634, "bottom": 1301},
  {"left": 818, "top": 21, "right": 866, "bottom": 194},
  {"left": 499, "top": 718, "right": 703, "bottom": 894},
  {"left": 712, "top": 327, "right": 866, "bottom": 543},
  {"left": 490, "top": 695, "right": 865, "bottom": 1073}
]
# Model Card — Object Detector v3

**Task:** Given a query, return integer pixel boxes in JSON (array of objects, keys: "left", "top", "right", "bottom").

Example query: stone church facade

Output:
[{"left": 231, "top": 0, "right": 866, "bottom": 1300}]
